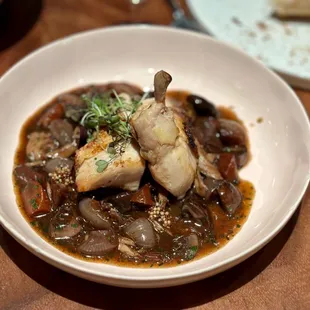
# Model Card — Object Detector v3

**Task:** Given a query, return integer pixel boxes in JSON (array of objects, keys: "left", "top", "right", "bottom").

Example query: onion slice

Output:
[{"left": 124, "top": 218, "right": 156, "bottom": 249}]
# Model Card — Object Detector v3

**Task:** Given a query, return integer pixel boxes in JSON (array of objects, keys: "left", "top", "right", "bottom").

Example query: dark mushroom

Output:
[
  {"left": 193, "top": 117, "right": 223, "bottom": 153},
  {"left": 58, "top": 93, "right": 86, "bottom": 122},
  {"left": 46, "top": 182, "right": 68, "bottom": 208},
  {"left": 14, "top": 165, "right": 46, "bottom": 187},
  {"left": 49, "top": 119, "right": 73, "bottom": 146},
  {"left": 219, "top": 119, "right": 246, "bottom": 146},
  {"left": 217, "top": 181, "right": 242, "bottom": 216},
  {"left": 105, "top": 192, "right": 132, "bottom": 213},
  {"left": 187, "top": 94, "right": 218, "bottom": 117}
]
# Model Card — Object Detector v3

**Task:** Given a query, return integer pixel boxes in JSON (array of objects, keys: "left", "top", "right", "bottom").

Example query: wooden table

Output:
[{"left": 0, "top": 1, "right": 309, "bottom": 309}]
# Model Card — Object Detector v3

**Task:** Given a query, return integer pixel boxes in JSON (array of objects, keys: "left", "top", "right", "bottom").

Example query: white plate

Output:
[
  {"left": 187, "top": 0, "right": 310, "bottom": 89},
  {"left": 0, "top": 26, "right": 309, "bottom": 288}
]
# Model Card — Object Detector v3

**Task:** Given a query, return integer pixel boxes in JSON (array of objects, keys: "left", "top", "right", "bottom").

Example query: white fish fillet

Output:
[{"left": 75, "top": 130, "right": 145, "bottom": 192}]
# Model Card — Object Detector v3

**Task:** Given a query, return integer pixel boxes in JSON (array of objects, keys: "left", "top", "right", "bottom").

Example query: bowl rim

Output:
[{"left": 0, "top": 25, "right": 309, "bottom": 283}]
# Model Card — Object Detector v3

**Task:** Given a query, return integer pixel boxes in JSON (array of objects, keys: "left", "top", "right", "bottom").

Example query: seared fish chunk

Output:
[{"left": 75, "top": 130, "right": 145, "bottom": 192}]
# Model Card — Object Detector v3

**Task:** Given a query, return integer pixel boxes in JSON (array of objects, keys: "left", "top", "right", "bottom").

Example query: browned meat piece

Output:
[
  {"left": 75, "top": 130, "right": 145, "bottom": 192},
  {"left": 131, "top": 71, "right": 197, "bottom": 198}
]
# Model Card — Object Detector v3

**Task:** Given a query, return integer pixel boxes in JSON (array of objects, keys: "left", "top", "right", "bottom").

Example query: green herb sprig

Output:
[
  {"left": 80, "top": 90, "right": 148, "bottom": 172},
  {"left": 80, "top": 90, "right": 147, "bottom": 140}
]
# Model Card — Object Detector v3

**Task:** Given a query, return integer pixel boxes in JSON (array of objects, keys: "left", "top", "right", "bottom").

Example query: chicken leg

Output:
[{"left": 130, "top": 71, "right": 197, "bottom": 198}]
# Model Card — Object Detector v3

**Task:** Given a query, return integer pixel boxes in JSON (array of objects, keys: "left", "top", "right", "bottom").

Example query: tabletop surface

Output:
[{"left": 0, "top": 1, "right": 309, "bottom": 309}]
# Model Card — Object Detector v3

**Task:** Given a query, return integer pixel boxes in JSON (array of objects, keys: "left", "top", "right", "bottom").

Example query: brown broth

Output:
[{"left": 13, "top": 85, "right": 255, "bottom": 268}]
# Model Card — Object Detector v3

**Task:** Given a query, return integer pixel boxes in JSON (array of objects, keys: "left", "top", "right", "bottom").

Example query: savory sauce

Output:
[{"left": 13, "top": 84, "right": 255, "bottom": 268}]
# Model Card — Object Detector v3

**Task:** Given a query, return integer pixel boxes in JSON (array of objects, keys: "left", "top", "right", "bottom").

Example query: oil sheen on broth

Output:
[{"left": 13, "top": 82, "right": 255, "bottom": 268}]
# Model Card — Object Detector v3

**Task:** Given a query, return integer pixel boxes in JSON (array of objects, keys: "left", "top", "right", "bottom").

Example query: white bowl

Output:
[{"left": 0, "top": 26, "right": 309, "bottom": 288}]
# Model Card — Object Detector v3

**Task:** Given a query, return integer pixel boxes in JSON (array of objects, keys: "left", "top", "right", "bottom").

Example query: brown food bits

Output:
[
  {"left": 231, "top": 17, "right": 242, "bottom": 26},
  {"left": 218, "top": 153, "right": 239, "bottom": 183},
  {"left": 37, "top": 103, "right": 64, "bottom": 128},
  {"left": 22, "top": 181, "right": 51, "bottom": 217},
  {"left": 257, "top": 21, "right": 268, "bottom": 31},
  {"left": 131, "top": 184, "right": 154, "bottom": 207}
]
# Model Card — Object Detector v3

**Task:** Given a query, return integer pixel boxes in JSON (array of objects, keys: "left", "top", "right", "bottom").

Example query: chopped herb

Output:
[
  {"left": 71, "top": 223, "right": 79, "bottom": 228},
  {"left": 29, "top": 198, "right": 38, "bottom": 210},
  {"left": 95, "top": 160, "right": 109, "bottom": 173},
  {"left": 30, "top": 220, "right": 37, "bottom": 226},
  {"left": 150, "top": 263, "right": 154, "bottom": 268},
  {"left": 185, "top": 246, "right": 198, "bottom": 261},
  {"left": 107, "top": 147, "right": 116, "bottom": 155},
  {"left": 237, "top": 224, "right": 241, "bottom": 228}
]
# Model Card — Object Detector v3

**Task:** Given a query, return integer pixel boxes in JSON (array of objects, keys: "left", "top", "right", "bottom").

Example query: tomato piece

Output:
[
  {"left": 218, "top": 153, "right": 239, "bottom": 183},
  {"left": 130, "top": 184, "right": 154, "bottom": 207},
  {"left": 21, "top": 181, "right": 51, "bottom": 217}
]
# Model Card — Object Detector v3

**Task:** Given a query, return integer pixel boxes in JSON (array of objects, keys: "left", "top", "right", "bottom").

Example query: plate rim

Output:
[
  {"left": 186, "top": 0, "right": 310, "bottom": 90},
  {"left": 0, "top": 25, "right": 309, "bottom": 287}
]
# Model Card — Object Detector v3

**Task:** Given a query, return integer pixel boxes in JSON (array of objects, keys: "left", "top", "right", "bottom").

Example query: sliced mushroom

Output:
[
  {"left": 217, "top": 181, "right": 242, "bottom": 216},
  {"left": 49, "top": 119, "right": 73, "bottom": 146}
]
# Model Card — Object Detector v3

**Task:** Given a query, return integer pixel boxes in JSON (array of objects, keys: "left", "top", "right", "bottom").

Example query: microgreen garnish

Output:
[
  {"left": 95, "top": 160, "right": 109, "bottom": 173},
  {"left": 80, "top": 90, "right": 147, "bottom": 140},
  {"left": 80, "top": 89, "right": 148, "bottom": 172}
]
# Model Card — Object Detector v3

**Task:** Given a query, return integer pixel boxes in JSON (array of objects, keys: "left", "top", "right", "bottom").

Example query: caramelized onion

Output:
[
  {"left": 124, "top": 218, "right": 156, "bottom": 249},
  {"left": 78, "top": 230, "right": 117, "bottom": 256},
  {"left": 79, "top": 198, "right": 111, "bottom": 229}
]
